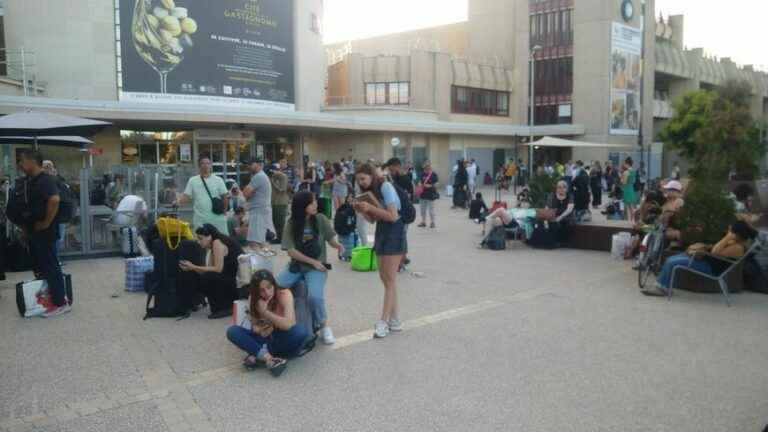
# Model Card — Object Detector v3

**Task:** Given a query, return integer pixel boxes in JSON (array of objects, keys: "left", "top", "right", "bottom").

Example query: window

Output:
[
  {"left": 365, "top": 82, "right": 410, "bottom": 105},
  {"left": 451, "top": 86, "right": 510, "bottom": 116},
  {"left": 121, "top": 130, "right": 189, "bottom": 165}
]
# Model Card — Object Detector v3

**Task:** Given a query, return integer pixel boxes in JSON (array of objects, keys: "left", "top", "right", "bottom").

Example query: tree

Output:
[{"left": 659, "top": 79, "right": 766, "bottom": 181}]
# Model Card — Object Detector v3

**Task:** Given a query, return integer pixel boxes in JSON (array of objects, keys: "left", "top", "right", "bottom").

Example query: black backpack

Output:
[
  {"left": 481, "top": 226, "right": 507, "bottom": 251},
  {"left": 5, "top": 177, "right": 31, "bottom": 226},
  {"left": 389, "top": 183, "right": 416, "bottom": 225},
  {"left": 334, "top": 204, "right": 356, "bottom": 236},
  {"left": 54, "top": 177, "right": 75, "bottom": 223}
]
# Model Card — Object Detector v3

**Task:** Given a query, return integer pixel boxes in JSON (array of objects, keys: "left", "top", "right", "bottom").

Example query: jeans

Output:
[
  {"left": 276, "top": 268, "right": 328, "bottom": 327},
  {"left": 420, "top": 199, "right": 436, "bottom": 224},
  {"left": 29, "top": 228, "right": 67, "bottom": 307},
  {"left": 657, "top": 253, "right": 714, "bottom": 289},
  {"left": 226, "top": 324, "right": 308, "bottom": 358}
]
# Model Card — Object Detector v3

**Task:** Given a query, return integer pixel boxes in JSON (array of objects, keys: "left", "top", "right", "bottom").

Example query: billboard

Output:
[
  {"left": 609, "top": 22, "right": 642, "bottom": 136},
  {"left": 117, "top": 0, "right": 295, "bottom": 110}
]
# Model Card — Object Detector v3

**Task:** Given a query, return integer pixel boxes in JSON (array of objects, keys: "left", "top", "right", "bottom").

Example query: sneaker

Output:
[
  {"left": 417, "top": 222, "right": 427, "bottom": 228},
  {"left": 320, "top": 326, "right": 336, "bottom": 345},
  {"left": 430, "top": 223, "right": 436, "bottom": 229},
  {"left": 388, "top": 318, "right": 403, "bottom": 332},
  {"left": 42, "top": 304, "right": 71, "bottom": 318},
  {"left": 373, "top": 320, "right": 390, "bottom": 338},
  {"left": 641, "top": 283, "right": 668, "bottom": 297}
]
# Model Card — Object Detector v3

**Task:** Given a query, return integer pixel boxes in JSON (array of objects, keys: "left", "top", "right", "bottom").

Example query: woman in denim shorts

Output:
[{"left": 353, "top": 163, "right": 407, "bottom": 339}]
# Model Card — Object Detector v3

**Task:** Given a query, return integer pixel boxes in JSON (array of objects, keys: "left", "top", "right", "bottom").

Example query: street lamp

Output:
[{"left": 529, "top": 45, "right": 543, "bottom": 181}]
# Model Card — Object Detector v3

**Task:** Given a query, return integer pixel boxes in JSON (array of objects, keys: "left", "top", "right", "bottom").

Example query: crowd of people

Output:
[{"left": 8, "top": 148, "right": 764, "bottom": 378}]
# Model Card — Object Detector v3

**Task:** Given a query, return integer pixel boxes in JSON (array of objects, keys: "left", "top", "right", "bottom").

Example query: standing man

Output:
[
  {"left": 467, "top": 158, "right": 479, "bottom": 196},
  {"left": 271, "top": 159, "right": 290, "bottom": 244},
  {"left": 176, "top": 155, "right": 229, "bottom": 234},
  {"left": 242, "top": 158, "right": 275, "bottom": 252},
  {"left": 42, "top": 160, "right": 68, "bottom": 255},
  {"left": 19, "top": 150, "right": 69, "bottom": 317}
]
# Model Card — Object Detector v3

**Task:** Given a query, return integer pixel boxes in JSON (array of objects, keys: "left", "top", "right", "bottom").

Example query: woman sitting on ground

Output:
[
  {"left": 642, "top": 221, "right": 758, "bottom": 297},
  {"left": 226, "top": 270, "right": 308, "bottom": 377},
  {"left": 469, "top": 192, "right": 489, "bottom": 222},
  {"left": 179, "top": 224, "right": 244, "bottom": 319}
]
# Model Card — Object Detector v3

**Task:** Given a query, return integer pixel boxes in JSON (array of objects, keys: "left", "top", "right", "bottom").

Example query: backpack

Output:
[
  {"left": 385, "top": 183, "right": 416, "bottom": 225},
  {"left": 481, "top": 226, "right": 507, "bottom": 251},
  {"left": 334, "top": 203, "right": 356, "bottom": 236},
  {"left": 54, "top": 177, "right": 76, "bottom": 223},
  {"left": 5, "top": 177, "right": 31, "bottom": 226}
]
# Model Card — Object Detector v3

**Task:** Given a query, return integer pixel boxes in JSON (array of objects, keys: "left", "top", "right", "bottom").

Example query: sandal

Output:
[{"left": 267, "top": 358, "right": 288, "bottom": 377}]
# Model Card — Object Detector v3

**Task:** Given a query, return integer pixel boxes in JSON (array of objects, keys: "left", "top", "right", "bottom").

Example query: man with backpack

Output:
[{"left": 18, "top": 150, "right": 70, "bottom": 317}]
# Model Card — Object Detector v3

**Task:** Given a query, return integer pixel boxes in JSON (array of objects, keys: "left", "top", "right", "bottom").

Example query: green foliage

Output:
[
  {"left": 659, "top": 79, "right": 765, "bottom": 181},
  {"left": 529, "top": 173, "right": 559, "bottom": 208},
  {"left": 677, "top": 180, "right": 736, "bottom": 244}
]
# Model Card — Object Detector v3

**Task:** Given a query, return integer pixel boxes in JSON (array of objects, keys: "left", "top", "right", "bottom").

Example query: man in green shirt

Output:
[
  {"left": 271, "top": 159, "right": 290, "bottom": 243},
  {"left": 176, "top": 155, "right": 230, "bottom": 234}
]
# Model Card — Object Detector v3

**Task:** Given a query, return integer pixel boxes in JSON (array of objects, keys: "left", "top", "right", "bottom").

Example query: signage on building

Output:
[
  {"left": 117, "top": 0, "right": 295, "bottom": 110},
  {"left": 609, "top": 22, "right": 642, "bottom": 136},
  {"left": 88, "top": 148, "right": 104, "bottom": 156}
]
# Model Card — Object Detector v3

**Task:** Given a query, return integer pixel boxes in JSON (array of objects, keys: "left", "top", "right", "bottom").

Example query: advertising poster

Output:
[
  {"left": 609, "top": 22, "right": 642, "bottom": 136},
  {"left": 117, "top": 0, "right": 295, "bottom": 110}
]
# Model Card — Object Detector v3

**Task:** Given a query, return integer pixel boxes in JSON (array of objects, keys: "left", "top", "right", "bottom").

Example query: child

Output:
[
  {"left": 334, "top": 193, "right": 357, "bottom": 261},
  {"left": 469, "top": 192, "right": 489, "bottom": 223}
]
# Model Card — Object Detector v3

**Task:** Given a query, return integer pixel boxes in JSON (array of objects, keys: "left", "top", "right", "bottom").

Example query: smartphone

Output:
[{"left": 323, "top": 263, "right": 332, "bottom": 271}]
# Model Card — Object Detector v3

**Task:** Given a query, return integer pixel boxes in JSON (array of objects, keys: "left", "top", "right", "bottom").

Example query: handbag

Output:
[
  {"left": 201, "top": 176, "right": 226, "bottom": 215},
  {"left": 351, "top": 246, "right": 378, "bottom": 272},
  {"left": 125, "top": 256, "right": 154, "bottom": 292},
  {"left": 156, "top": 217, "right": 194, "bottom": 250}
]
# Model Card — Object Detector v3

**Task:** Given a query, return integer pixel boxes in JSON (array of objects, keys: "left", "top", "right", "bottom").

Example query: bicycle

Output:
[{"left": 637, "top": 222, "right": 666, "bottom": 289}]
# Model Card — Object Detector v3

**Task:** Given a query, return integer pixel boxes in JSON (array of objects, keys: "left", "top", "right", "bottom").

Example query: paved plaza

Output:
[{"left": 2, "top": 195, "right": 768, "bottom": 432}]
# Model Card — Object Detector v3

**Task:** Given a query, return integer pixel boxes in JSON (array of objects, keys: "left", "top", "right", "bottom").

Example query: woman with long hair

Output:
[
  {"left": 354, "top": 163, "right": 407, "bottom": 338},
  {"left": 621, "top": 157, "right": 639, "bottom": 224},
  {"left": 226, "top": 270, "right": 308, "bottom": 377},
  {"left": 179, "top": 223, "right": 244, "bottom": 319},
  {"left": 274, "top": 191, "right": 343, "bottom": 345}
]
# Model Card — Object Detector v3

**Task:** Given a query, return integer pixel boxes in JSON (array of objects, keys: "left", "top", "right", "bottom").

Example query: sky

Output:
[{"left": 323, "top": 0, "right": 768, "bottom": 70}]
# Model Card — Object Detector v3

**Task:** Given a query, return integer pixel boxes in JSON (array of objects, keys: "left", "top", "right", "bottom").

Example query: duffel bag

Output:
[{"left": 351, "top": 246, "right": 378, "bottom": 272}]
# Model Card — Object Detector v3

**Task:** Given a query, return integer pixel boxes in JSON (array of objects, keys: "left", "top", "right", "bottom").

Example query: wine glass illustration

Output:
[{"left": 131, "top": 0, "right": 197, "bottom": 93}]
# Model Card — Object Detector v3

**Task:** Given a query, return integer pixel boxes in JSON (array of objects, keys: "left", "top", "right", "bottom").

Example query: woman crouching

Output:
[{"left": 226, "top": 270, "right": 309, "bottom": 377}]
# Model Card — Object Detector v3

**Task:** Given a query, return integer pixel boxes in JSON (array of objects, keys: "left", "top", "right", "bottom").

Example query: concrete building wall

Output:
[
  {"left": 293, "top": 0, "right": 325, "bottom": 112},
  {"left": 325, "top": 22, "right": 469, "bottom": 59},
  {"left": 5, "top": 0, "right": 117, "bottom": 100}
]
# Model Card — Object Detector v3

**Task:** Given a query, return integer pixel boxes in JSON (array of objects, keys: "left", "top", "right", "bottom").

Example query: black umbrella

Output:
[
  {"left": 0, "top": 135, "right": 93, "bottom": 148},
  {"left": 0, "top": 111, "right": 110, "bottom": 139}
]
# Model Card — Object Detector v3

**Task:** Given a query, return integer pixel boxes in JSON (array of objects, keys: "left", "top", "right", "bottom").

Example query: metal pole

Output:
[
  {"left": 529, "top": 47, "right": 542, "bottom": 181},
  {"left": 638, "top": 0, "right": 647, "bottom": 181},
  {"left": 20, "top": 47, "right": 27, "bottom": 97}
]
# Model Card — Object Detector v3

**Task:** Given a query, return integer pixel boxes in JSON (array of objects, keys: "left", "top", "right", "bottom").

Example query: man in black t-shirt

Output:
[{"left": 18, "top": 150, "right": 70, "bottom": 317}]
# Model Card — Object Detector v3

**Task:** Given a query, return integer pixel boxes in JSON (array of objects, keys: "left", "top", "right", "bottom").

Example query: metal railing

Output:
[{"left": 0, "top": 47, "right": 45, "bottom": 96}]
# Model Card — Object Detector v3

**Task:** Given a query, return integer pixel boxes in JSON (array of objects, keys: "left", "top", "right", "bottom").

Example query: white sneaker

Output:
[
  {"left": 373, "top": 320, "right": 390, "bottom": 339},
  {"left": 42, "top": 304, "right": 71, "bottom": 318},
  {"left": 320, "top": 326, "right": 335, "bottom": 345},
  {"left": 388, "top": 318, "right": 403, "bottom": 332}
]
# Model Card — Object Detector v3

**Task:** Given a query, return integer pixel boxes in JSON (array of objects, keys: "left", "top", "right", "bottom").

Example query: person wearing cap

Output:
[
  {"left": 242, "top": 158, "right": 275, "bottom": 252},
  {"left": 660, "top": 180, "right": 685, "bottom": 242}
]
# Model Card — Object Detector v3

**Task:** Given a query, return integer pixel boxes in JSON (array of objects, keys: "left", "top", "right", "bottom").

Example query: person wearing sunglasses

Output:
[{"left": 226, "top": 270, "right": 308, "bottom": 377}]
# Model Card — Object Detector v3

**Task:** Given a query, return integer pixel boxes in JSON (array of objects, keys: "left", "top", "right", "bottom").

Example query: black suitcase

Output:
[{"left": 144, "top": 239, "right": 202, "bottom": 319}]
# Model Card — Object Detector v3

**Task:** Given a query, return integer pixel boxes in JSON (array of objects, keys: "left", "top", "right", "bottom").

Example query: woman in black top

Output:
[
  {"left": 547, "top": 180, "right": 575, "bottom": 245},
  {"left": 590, "top": 161, "right": 603, "bottom": 208},
  {"left": 452, "top": 160, "right": 469, "bottom": 209},
  {"left": 469, "top": 192, "right": 489, "bottom": 221},
  {"left": 180, "top": 223, "right": 243, "bottom": 319}
]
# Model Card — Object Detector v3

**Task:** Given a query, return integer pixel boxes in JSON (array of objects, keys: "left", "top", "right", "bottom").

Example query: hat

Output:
[
  {"left": 664, "top": 180, "right": 683, "bottom": 192},
  {"left": 383, "top": 157, "right": 401, "bottom": 168}
]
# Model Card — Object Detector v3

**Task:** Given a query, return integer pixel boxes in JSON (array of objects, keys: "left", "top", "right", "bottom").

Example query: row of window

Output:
[
  {"left": 533, "top": 57, "right": 574, "bottom": 99},
  {"left": 530, "top": 9, "right": 573, "bottom": 48},
  {"left": 365, "top": 82, "right": 410, "bottom": 105},
  {"left": 532, "top": 105, "right": 572, "bottom": 125},
  {"left": 452, "top": 86, "right": 510, "bottom": 117}
]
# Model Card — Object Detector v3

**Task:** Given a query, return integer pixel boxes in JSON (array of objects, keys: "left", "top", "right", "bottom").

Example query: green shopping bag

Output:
[{"left": 351, "top": 246, "right": 378, "bottom": 272}]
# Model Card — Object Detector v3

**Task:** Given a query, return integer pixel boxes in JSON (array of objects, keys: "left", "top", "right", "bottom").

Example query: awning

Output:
[{"left": 523, "top": 136, "right": 635, "bottom": 149}]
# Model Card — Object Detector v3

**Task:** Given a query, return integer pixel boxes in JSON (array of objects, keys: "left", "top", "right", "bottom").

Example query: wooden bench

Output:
[{"left": 567, "top": 221, "right": 633, "bottom": 252}]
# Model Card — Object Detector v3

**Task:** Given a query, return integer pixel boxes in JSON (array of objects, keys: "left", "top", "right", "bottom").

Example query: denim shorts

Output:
[{"left": 374, "top": 219, "right": 408, "bottom": 256}]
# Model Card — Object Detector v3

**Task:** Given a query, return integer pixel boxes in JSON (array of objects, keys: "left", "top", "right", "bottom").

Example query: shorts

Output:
[
  {"left": 247, "top": 209, "right": 275, "bottom": 243},
  {"left": 374, "top": 219, "right": 407, "bottom": 256}
]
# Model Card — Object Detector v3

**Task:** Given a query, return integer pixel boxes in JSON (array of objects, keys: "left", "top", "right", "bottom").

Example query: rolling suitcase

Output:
[
  {"left": 489, "top": 187, "right": 508, "bottom": 214},
  {"left": 16, "top": 274, "right": 73, "bottom": 317}
]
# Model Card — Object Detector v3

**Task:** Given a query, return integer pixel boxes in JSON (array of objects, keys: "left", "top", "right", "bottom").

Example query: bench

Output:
[{"left": 567, "top": 221, "right": 633, "bottom": 252}]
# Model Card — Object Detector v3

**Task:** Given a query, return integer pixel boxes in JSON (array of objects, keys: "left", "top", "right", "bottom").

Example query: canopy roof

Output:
[
  {"left": 524, "top": 136, "right": 635, "bottom": 149},
  {"left": 0, "top": 111, "right": 110, "bottom": 137},
  {"left": 0, "top": 135, "right": 93, "bottom": 148}
]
